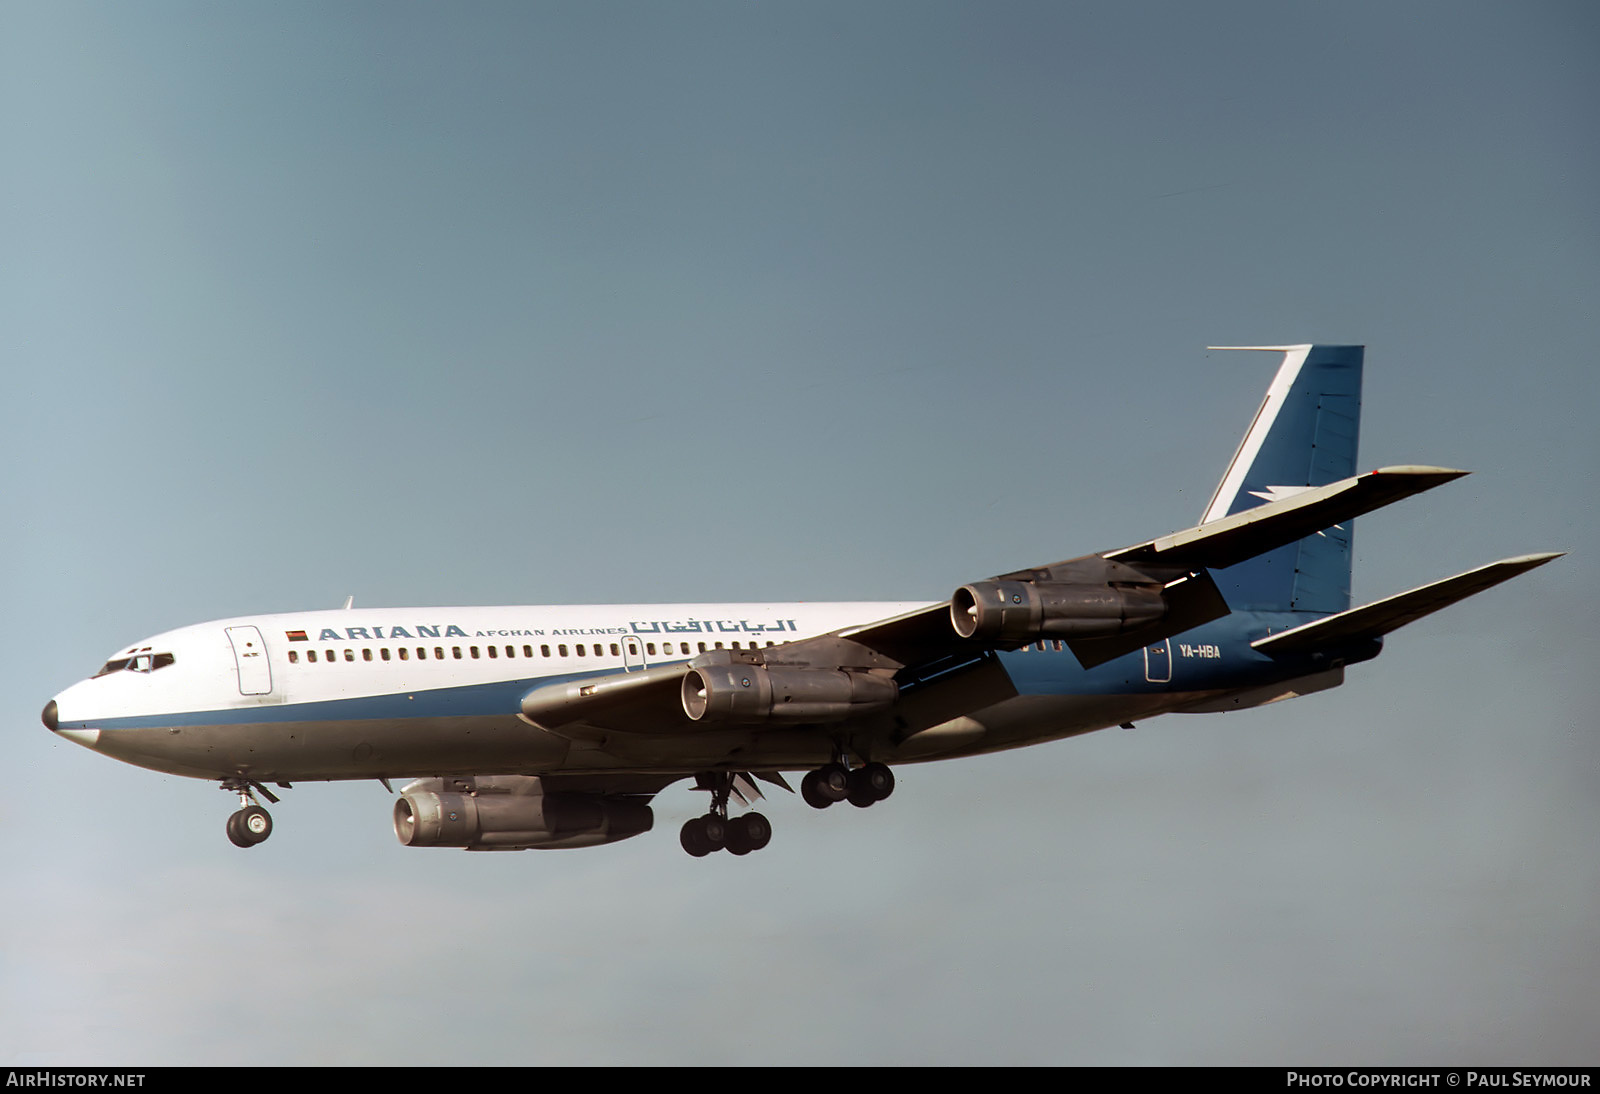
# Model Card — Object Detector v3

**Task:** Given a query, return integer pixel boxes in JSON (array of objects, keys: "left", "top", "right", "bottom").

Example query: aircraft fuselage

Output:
[{"left": 47, "top": 601, "right": 1344, "bottom": 784}]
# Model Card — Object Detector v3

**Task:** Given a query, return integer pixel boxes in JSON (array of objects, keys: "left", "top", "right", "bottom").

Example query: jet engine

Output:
[
  {"left": 950, "top": 580, "right": 1167, "bottom": 643},
  {"left": 681, "top": 664, "right": 898, "bottom": 724},
  {"left": 393, "top": 776, "right": 653, "bottom": 850}
]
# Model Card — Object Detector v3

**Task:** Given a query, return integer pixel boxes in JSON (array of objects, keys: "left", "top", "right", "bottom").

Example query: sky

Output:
[{"left": 2, "top": 0, "right": 1597, "bottom": 1066}]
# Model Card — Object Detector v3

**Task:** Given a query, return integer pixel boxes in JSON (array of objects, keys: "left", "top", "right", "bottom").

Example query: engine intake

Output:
[
  {"left": 950, "top": 581, "right": 1167, "bottom": 643},
  {"left": 681, "top": 664, "right": 898, "bottom": 724}
]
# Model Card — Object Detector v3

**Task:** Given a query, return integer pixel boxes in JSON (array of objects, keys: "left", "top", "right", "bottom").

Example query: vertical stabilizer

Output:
[{"left": 1202, "top": 345, "right": 1364, "bottom": 613}]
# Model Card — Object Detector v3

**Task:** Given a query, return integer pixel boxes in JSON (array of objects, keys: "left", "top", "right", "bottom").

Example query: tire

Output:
[
  {"left": 680, "top": 818, "right": 712, "bottom": 857},
  {"left": 816, "top": 764, "right": 850, "bottom": 803},
  {"left": 225, "top": 811, "right": 252, "bottom": 848},
  {"left": 238, "top": 805, "right": 273, "bottom": 845},
  {"left": 847, "top": 771, "right": 878, "bottom": 808},
  {"left": 860, "top": 762, "right": 895, "bottom": 802},
  {"left": 801, "top": 770, "right": 834, "bottom": 810},
  {"left": 739, "top": 811, "right": 772, "bottom": 851}
]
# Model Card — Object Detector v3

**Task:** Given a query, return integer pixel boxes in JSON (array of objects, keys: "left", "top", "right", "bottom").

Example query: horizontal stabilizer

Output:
[
  {"left": 1107, "top": 466, "right": 1467, "bottom": 573},
  {"left": 1251, "top": 552, "right": 1564, "bottom": 656}
]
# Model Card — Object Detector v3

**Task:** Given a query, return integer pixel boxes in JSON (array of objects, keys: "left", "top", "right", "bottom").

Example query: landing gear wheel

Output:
[
  {"left": 700, "top": 814, "right": 727, "bottom": 849},
  {"left": 680, "top": 818, "right": 713, "bottom": 858},
  {"left": 801, "top": 770, "right": 835, "bottom": 810},
  {"left": 736, "top": 811, "right": 771, "bottom": 851},
  {"left": 240, "top": 805, "right": 272, "bottom": 842},
  {"left": 847, "top": 762, "right": 895, "bottom": 807},
  {"left": 861, "top": 762, "right": 894, "bottom": 801},
  {"left": 227, "top": 805, "right": 273, "bottom": 848},
  {"left": 818, "top": 764, "right": 850, "bottom": 801}
]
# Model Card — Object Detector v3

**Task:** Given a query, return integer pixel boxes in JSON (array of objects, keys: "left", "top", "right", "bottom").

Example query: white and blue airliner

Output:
[{"left": 43, "top": 346, "right": 1560, "bottom": 857}]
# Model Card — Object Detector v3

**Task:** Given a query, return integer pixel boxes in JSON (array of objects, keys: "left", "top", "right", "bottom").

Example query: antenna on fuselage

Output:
[{"left": 341, "top": 595, "right": 354, "bottom": 610}]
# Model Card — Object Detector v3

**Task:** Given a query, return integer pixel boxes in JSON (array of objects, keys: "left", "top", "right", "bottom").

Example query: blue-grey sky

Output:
[{"left": 3, "top": 1, "right": 1596, "bottom": 1065}]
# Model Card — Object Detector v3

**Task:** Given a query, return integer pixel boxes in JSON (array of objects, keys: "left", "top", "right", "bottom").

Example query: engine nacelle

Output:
[
  {"left": 681, "top": 664, "right": 898, "bottom": 724},
  {"left": 950, "top": 581, "right": 1167, "bottom": 643},
  {"left": 393, "top": 777, "right": 653, "bottom": 850}
]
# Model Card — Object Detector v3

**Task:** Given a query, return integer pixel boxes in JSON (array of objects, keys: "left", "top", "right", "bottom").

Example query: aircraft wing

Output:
[
  {"left": 516, "top": 465, "right": 1473, "bottom": 733},
  {"left": 1250, "top": 552, "right": 1564, "bottom": 657},
  {"left": 830, "top": 464, "right": 1468, "bottom": 670}
]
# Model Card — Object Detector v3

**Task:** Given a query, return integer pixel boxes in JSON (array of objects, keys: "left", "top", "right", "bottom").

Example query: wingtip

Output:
[
  {"left": 1368, "top": 464, "right": 1470, "bottom": 481},
  {"left": 1498, "top": 550, "right": 1566, "bottom": 568}
]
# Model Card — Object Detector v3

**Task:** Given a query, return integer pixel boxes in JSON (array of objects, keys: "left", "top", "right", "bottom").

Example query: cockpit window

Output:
[{"left": 94, "top": 652, "right": 176, "bottom": 677}]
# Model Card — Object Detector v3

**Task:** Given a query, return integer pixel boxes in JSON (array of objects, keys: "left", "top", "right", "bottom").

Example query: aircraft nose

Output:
[{"left": 43, "top": 697, "right": 100, "bottom": 748}]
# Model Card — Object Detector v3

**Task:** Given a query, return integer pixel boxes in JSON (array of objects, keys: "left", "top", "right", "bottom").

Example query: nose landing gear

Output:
[
  {"left": 221, "top": 778, "right": 281, "bottom": 848},
  {"left": 226, "top": 805, "right": 273, "bottom": 848}
]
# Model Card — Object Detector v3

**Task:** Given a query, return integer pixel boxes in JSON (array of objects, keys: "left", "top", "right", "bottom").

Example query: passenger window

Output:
[
  {"left": 576, "top": 644, "right": 586, "bottom": 657},
  {"left": 541, "top": 645, "right": 550, "bottom": 657},
  {"left": 558, "top": 644, "right": 568, "bottom": 657},
  {"left": 610, "top": 643, "right": 620, "bottom": 657},
  {"left": 470, "top": 647, "right": 480, "bottom": 659},
  {"left": 362, "top": 649, "right": 373, "bottom": 662},
  {"left": 289, "top": 651, "right": 299, "bottom": 664},
  {"left": 505, "top": 646, "right": 515, "bottom": 658},
  {"left": 698, "top": 642, "right": 707, "bottom": 653},
  {"left": 436, "top": 647, "right": 444, "bottom": 659},
  {"left": 453, "top": 647, "right": 462, "bottom": 659},
  {"left": 647, "top": 643, "right": 657, "bottom": 655},
  {"left": 524, "top": 645, "right": 534, "bottom": 658},
  {"left": 307, "top": 650, "right": 317, "bottom": 663},
  {"left": 381, "top": 648, "right": 391, "bottom": 661},
  {"left": 398, "top": 648, "right": 409, "bottom": 661},
  {"left": 344, "top": 649, "right": 354, "bottom": 662},
  {"left": 487, "top": 646, "right": 498, "bottom": 659}
]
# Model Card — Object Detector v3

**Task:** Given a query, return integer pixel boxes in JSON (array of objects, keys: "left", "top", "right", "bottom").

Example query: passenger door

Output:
[{"left": 225, "top": 626, "right": 273, "bottom": 695}]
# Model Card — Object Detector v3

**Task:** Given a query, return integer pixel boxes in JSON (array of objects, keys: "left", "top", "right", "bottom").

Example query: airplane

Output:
[{"left": 41, "top": 345, "right": 1561, "bottom": 858}]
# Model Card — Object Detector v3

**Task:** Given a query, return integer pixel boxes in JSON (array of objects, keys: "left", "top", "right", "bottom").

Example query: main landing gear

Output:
[
  {"left": 801, "top": 760, "right": 894, "bottom": 810},
  {"left": 221, "top": 778, "right": 280, "bottom": 848},
  {"left": 680, "top": 772, "right": 773, "bottom": 858},
  {"left": 679, "top": 761, "right": 897, "bottom": 857}
]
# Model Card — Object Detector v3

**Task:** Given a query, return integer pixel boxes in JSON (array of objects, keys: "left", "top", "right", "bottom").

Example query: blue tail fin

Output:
[{"left": 1202, "top": 345, "right": 1364, "bottom": 613}]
